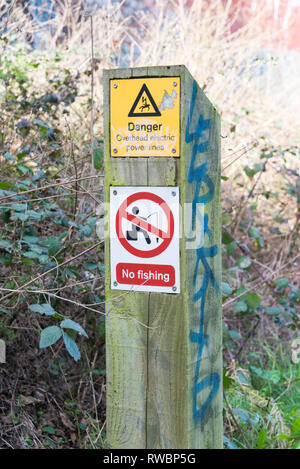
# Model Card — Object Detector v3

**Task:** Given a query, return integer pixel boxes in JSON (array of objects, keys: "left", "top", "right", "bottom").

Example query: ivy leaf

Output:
[
  {"left": 60, "top": 319, "right": 88, "bottom": 338},
  {"left": 40, "top": 326, "right": 62, "bottom": 348},
  {"left": 62, "top": 331, "right": 81, "bottom": 361}
]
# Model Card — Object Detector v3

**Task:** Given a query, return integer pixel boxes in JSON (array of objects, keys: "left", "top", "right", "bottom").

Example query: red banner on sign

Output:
[{"left": 116, "top": 263, "right": 175, "bottom": 287}]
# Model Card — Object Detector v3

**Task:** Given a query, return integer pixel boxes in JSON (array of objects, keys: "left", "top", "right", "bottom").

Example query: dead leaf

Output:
[{"left": 59, "top": 412, "right": 75, "bottom": 431}]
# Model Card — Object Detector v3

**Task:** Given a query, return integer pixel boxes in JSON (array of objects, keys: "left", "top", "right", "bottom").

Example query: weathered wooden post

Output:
[{"left": 104, "top": 65, "right": 222, "bottom": 449}]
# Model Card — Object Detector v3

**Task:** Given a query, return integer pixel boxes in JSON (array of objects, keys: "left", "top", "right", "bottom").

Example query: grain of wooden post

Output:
[{"left": 104, "top": 65, "right": 222, "bottom": 449}]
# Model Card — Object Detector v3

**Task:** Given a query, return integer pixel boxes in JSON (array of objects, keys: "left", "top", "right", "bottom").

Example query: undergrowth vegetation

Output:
[{"left": 0, "top": 0, "right": 299, "bottom": 449}]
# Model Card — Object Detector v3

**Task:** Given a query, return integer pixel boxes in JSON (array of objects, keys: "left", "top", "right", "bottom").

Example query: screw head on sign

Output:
[
  {"left": 113, "top": 148, "right": 118, "bottom": 154},
  {"left": 113, "top": 281, "right": 118, "bottom": 286},
  {"left": 173, "top": 81, "right": 177, "bottom": 87},
  {"left": 172, "top": 191, "right": 176, "bottom": 197},
  {"left": 113, "top": 83, "right": 117, "bottom": 88},
  {"left": 172, "top": 148, "right": 176, "bottom": 154},
  {"left": 113, "top": 190, "right": 117, "bottom": 195},
  {"left": 172, "top": 286, "right": 177, "bottom": 292}
]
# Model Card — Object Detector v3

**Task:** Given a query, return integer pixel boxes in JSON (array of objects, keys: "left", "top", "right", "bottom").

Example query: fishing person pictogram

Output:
[
  {"left": 126, "top": 206, "right": 152, "bottom": 244},
  {"left": 126, "top": 206, "right": 160, "bottom": 245},
  {"left": 115, "top": 191, "right": 174, "bottom": 259}
]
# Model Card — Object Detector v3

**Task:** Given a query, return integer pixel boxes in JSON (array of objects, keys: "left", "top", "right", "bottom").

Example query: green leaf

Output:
[
  {"left": 0, "top": 306, "right": 12, "bottom": 316},
  {"left": 62, "top": 332, "right": 80, "bottom": 361},
  {"left": 245, "top": 292, "right": 261, "bottom": 309},
  {"left": 254, "top": 163, "right": 265, "bottom": 173},
  {"left": 38, "top": 255, "right": 50, "bottom": 264},
  {"left": 81, "top": 225, "right": 92, "bottom": 237},
  {"left": 0, "top": 182, "right": 13, "bottom": 189},
  {"left": 60, "top": 319, "right": 88, "bottom": 338},
  {"left": 48, "top": 238, "right": 62, "bottom": 256},
  {"left": 93, "top": 146, "right": 103, "bottom": 170},
  {"left": 42, "top": 426, "right": 55, "bottom": 435},
  {"left": 236, "top": 286, "right": 247, "bottom": 296},
  {"left": 3, "top": 151, "right": 15, "bottom": 161},
  {"left": 275, "top": 278, "right": 289, "bottom": 288},
  {"left": 12, "top": 212, "right": 28, "bottom": 221},
  {"left": 232, "top": 408, "right": 258, "bottom": 425},
  {"left": 11, "top": 203, "right": 27, "bottom": 211},
  {"left": 27, "top": 210, "right": 42, "bottom": 220},
  {"left": 256, "top": 428, "right": 268, "bottom": 449},
  {"left": 33, "top": 118, "right": 50, "bottom": 129},
  {"left": 23, "top": 251, "right": 39, "bottom": 259},
  {"left": 222, "top": 282, "right": 232, "bottom": 295},
  {"left": 40, "top": 326, "right": 62, "bottom": 348},
  {"left": 29, "top": 304, "right": 56, "bottom": 316},
  {"left": 227, "top": 241, "right": 237, "bottom": 256},
  {"left": 23, "top": 235, "right": 39, "bottom": 245},
  {"left": 233, "top": 301, "right": 248, "bottom": 313},
  {"left": 248, "top": 227, "right": 260, "bottom": 238},
  {"left": 236, "top": 256, "right": 252, "bottom": 269},
  {"left": 224, "top": 436, "right": 239, "bottom": 449},
  {"left": 292, "top": 418, "right": 300, "bottom": 433},
  {"left": 228, "top": 330, "right": 242, "bottom": 340},
  {"left": 236, "top": 371, "right": 250, "bottom": 386},
  {"left": 84, "top": 262, "right": 98, "bottom": 270},
  {"left": 223, "top": 369, "right": 234, "bottom": 390},
  {"left": 244, "top": 166, "right": 255, "bottom": 178},
  {"left": 222, "top": 230, "right": 233, "bottom": 244},
  {"left": 265, "top": 306, "right": 283, "bottom": 315},
  {"left": 0, "top": 240, "right": 12, "bottom": 251},
  {"left": 256, "top": 236, "right": 264, "bottom": 249}
]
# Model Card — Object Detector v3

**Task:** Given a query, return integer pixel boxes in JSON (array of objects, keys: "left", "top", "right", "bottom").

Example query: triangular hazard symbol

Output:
[{"left": 128, "top": 83, "right": 161, "bottom": 117}]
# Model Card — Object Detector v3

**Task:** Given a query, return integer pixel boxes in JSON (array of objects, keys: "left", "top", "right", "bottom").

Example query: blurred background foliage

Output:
[{"left": 0, "top": 0, "right": 299, "bottom": 449}]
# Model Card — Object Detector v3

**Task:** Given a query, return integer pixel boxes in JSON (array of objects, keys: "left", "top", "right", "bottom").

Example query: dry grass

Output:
[
  {"left": 0, "top": 0, "right": 299, "bottom": 449},
  {"left": 2, "top": 0, "right": 299, "bottom": 151}
]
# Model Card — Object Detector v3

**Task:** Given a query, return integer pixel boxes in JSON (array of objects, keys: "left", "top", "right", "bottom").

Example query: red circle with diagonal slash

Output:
[{"left": 116, "top": 192, "right": 174, "bottom": 258}]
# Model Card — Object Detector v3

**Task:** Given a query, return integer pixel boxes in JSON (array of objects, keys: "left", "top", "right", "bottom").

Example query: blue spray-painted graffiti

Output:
[{"left": 186, "top": 80, "right": 220, "bottom": 425}]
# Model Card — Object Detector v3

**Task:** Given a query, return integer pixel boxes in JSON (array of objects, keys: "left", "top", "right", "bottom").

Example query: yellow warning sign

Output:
[{"left": 110, "top": 77, "right": 180, "bottom": 157}]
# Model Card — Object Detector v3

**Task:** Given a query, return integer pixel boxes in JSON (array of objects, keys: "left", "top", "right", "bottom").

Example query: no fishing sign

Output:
[
  {"left": 110, "top": 187, "right": 180, "bottom": 293},
  {"left": 110, "top": 77, "right": 180, "bottom": 157}
]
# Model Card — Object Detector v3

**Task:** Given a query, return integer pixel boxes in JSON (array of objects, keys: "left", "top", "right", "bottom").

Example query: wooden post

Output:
[{"left": 104, "top": 66, "right": 222, "bottom": 449}]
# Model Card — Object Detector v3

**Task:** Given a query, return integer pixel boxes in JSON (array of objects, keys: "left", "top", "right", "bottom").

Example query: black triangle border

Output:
[{"left": 128, "top": 83, "right": 162, "bottom": 117}]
